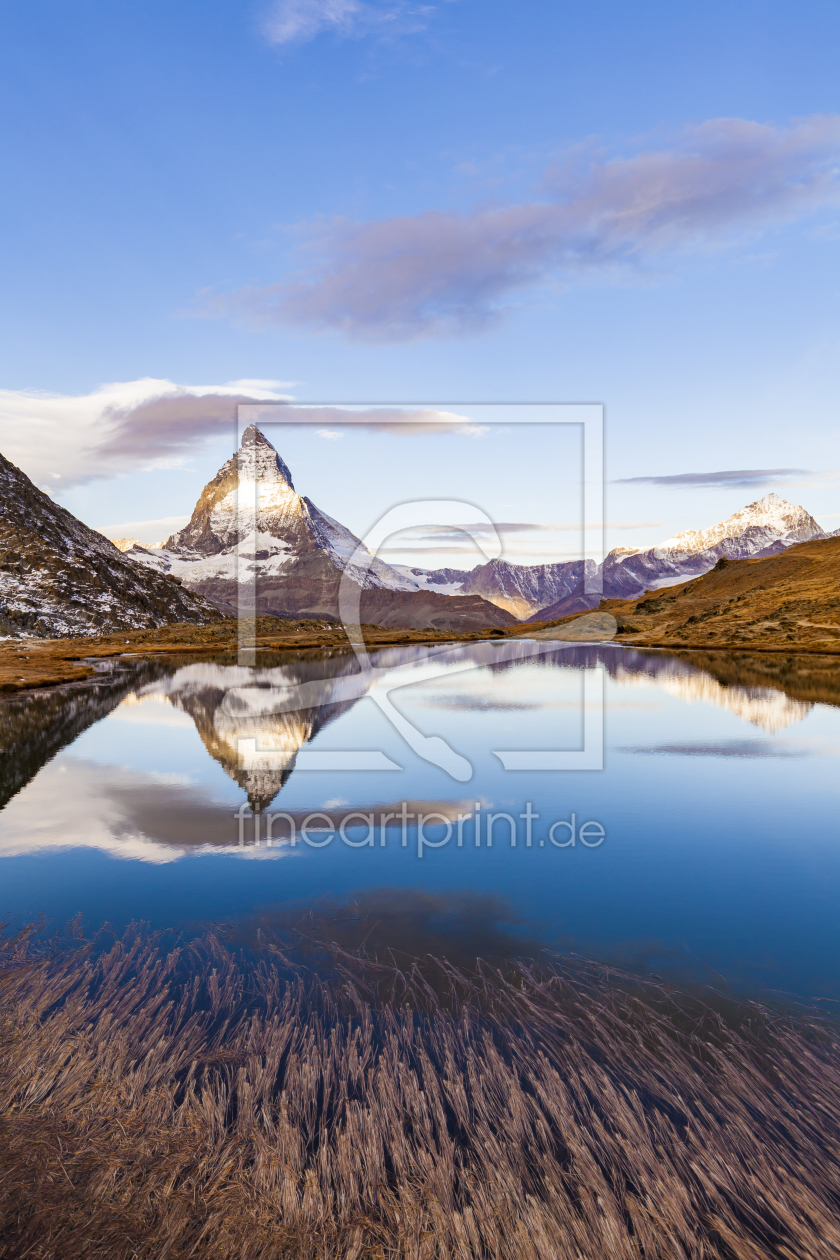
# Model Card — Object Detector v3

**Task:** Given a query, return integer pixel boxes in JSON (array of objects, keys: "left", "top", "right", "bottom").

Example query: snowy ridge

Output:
[
  {"left": 586, "top": 493, "right": 829, "bottom": 610},
  {"left": 655, "top": 493, "right": 824, "bottom": 556}
]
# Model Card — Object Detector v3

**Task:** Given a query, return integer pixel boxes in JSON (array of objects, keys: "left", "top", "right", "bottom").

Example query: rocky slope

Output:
[
  {"left": 128, "top": 425, "right": 515, "bottom": 631},
  {"left": 402, "top": 558, "right": 596, "bottom": 619},
  {"left": 0, "top": 659, "right": 175, "bottom": 810},
  {"left": 0, "top": 450, "right": 223, "bottom": 638}
]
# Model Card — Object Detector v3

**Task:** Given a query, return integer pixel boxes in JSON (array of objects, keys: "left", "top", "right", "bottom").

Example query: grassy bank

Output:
[
  {"left": 0, "top": 616, "right": 516, "bottom": 692},
  {"left": 1, "top": 925, "right": 839, "bottom": 1258},
  {"left": 569, "top": 534, "right": 840, "bottom": 654}
]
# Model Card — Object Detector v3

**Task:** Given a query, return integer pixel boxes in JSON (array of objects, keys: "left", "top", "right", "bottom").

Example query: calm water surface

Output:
[{"left": 2, "top": 642, "right": 839, "bottom": 999}]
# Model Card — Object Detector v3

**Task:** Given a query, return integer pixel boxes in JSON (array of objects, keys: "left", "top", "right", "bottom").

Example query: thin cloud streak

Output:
[
  {"left": 620, "top": 741, "right": 806, "bottom": 758},
  {"left": 388, "top": 520, "right": 662, "bottom": 542},
  {"left": 617, "top": 468, "right": 808, "bottom": 488},
  {"left": 381, "top": 545, "right": 585, "bottom": 559},
  {"left": 261, "top": 0, "right": 430, "bottom": 46},
  {"left": 246, "top": 404, "right": 479, "bottom": 435},
  {"left": 208, "top": 115, "right": 840, "bottom": 341}
]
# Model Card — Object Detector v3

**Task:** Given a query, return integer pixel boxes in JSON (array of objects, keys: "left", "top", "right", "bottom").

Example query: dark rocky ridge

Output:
[
  {"left": 0, "top": 450, "right": 223, "bottom": 638},
  {"left": 0, "top": 660, "right": 177, "bottom": 810}
]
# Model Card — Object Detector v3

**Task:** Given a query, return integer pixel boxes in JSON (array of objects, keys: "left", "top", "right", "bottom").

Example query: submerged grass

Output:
[{"left": 1, "top": 923, "right": 839, "bottom": 1258}]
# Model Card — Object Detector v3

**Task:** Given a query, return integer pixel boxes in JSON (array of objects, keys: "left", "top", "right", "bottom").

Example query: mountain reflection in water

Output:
[
  {"left": 3, "top": 642, "right": 840, "bottom": 999},
  {"left": 132, "top": 655, "right": 366, "bottom": 811},
  {"left": 0, "top": 643, "right": 838, "bottom": 862},
  {"left": 133, "top": 645, "right": 840, "bottom": 796}
]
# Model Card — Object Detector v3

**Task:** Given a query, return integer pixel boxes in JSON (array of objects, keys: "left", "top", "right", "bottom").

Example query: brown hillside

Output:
[{"left": 532, "top": 535, "right": 840, "bottom": 653}]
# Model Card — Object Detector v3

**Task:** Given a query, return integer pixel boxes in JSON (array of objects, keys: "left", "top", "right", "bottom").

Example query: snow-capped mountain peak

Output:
[
  {"left": 235, "top": 423, "right": 296, "bottom": 490},
  {"left": 133, "top": 425, "right": 428, "bottom": 618},
  {"left": 164, "top": 424, "right": 301, "bottom": 556},
  {"left": 657, "top": 493, "right": 824, "bottom": 556}
]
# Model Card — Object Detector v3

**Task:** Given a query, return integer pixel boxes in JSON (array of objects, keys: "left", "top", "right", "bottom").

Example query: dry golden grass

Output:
[
  {"left": 2, "top": 923, "right": 839, "bottom": 1258},
  {"left": 534, "top": 535, "right": 840, "bottom": 654},
  {"left": 0, "top": 616, "right": 523, "bottom": 692}
]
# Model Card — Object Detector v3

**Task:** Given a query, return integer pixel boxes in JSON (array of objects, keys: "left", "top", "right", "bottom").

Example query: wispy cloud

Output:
[
  {"left": 206, "top": 115, "right": 840, "bottom": 340},
  {"left": 0, "top": 382, "right": 479, "bottom": 489},
  {"left": 261, "top": 0, "right": 430, "bottom": 47},
  {"left": 0, "top": 379, "right": 290, "bottom": 490},
  {"left": 616, "top": 468, "right": 808, "bottom": 489},
  {"left": 620, "top": 741, "right": 806, "bottom": 758},
  {"left": 381, "top": 520, "right": 664, "bottom": 560},
  {"left": 245, "top": 404, "right": 481, "bottom": 436},
  {"left": 381, "top": 543, "right": 588, "bottom": 559}
]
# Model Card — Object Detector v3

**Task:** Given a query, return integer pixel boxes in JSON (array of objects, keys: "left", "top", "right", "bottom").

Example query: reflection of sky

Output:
[{"left": 2, "top": 647, "right": 840, "bottom": 999}]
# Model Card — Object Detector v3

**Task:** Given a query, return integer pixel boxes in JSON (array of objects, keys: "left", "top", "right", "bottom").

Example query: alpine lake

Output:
[{"left": 2, "top": 638, "right": 839, "bottom": 1004}]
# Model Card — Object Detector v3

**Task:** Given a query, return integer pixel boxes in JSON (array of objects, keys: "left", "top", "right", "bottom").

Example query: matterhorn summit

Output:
[
  {"left": 128, "top": 426, "right": 514, "bottom": 630},
  {"left": 157, "top": 423, "right": 413, "bottom": 607}
]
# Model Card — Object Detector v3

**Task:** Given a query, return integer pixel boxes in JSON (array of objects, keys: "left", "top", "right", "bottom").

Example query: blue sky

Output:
[{"left": 1, "top": 0, "right": 839, "bottom": 551}]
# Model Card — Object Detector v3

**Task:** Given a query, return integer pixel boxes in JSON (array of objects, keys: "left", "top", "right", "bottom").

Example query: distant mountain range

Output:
[
  {"left": 1, "top": 423, "right": 835, "bottom": 638},
  {"left": 401, "top": 492, "right": 832, "bottom": 621},
  {"left": 533, "top": 492, "right": 829, "bottom": 620},
  {"left": 121, "top": 426, "right": 832, "bottom": 626}
]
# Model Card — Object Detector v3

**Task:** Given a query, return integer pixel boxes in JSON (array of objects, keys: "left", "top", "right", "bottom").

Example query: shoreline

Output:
[
  {"left": 0, "top": 617, "right": 530, "bottom": 693},
  {"left": 619, "top": 640, "right": 840, "bottom": 656},
  {"left": 3, "top": 613, "right": 839, "bottom": 693}
]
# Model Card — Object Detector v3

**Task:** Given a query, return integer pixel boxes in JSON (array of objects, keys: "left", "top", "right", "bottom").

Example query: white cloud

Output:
[
  {"left": 207, "top": 114, "right": 840, "bottom": 340},
  {"left": 0, "top": 377, "right": 289, "bottom": 489}
]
